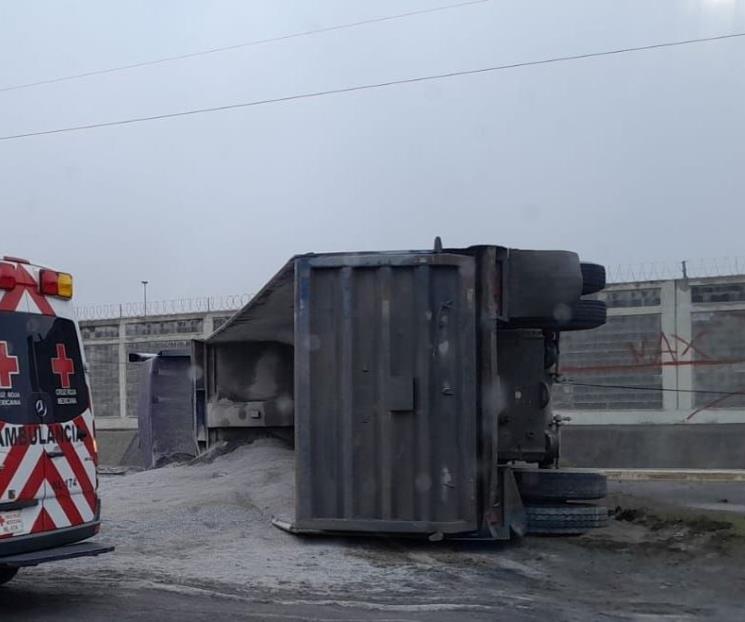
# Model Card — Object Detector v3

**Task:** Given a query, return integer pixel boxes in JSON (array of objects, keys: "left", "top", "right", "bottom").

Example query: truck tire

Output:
[
  {"left": 526, "top": 503, "right": 609, "bottom": 535},
  {"left": 515, "top": 469, "right": 607, "bottom": 501},
  {"left": 580, "top": 262, "right": 606, "bottom": 295},
  {"left": 504, "top": 300, "right": 607, "bottom": 331},
  {"left": 558, "top": 300, "right": 606, "bottom": 331},
  {"left": 0, "top": 567, "right": 18, "bottom": 586},
  {"left": 506, "top": 250, "right": 583, "bottom": 320}
]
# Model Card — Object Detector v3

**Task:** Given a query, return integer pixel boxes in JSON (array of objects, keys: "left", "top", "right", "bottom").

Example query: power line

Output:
[
  {"left": 562, "top": 381, "right": 745, "bottom": 396},
  {"left": 1, "top": 30, "right": 744, "bottom": 142},
  {"left": 0, "top": 0, "right": 490, "bottom": 93}
]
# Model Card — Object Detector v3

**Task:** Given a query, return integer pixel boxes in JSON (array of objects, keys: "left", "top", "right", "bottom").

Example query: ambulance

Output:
[{"left": 0, "top": 256, "right": 112, "bottom": 586}]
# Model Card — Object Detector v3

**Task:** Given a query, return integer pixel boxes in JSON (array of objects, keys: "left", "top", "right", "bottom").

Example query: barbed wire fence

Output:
[
  {"left": 74, "top": 293, "right": 252, "bottom": 321},
  {"left": 607, "top": 256, "right": 745, "bottom": 283}
]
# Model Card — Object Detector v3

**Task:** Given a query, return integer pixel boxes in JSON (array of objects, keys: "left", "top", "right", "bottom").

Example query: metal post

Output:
[{"left": 141, "top": 281, "right": 149, "bottom": 318}]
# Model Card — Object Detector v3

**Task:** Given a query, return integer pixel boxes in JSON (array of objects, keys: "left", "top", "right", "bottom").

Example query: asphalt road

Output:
[{"left": 0, "top": 575, "right": 533, "bottom": 622}]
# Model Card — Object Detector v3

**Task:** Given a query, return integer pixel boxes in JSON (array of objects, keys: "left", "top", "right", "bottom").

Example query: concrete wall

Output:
[
  {"left": 561, "top": 424, "right": 745, "bottom": 469},
  {"left": 555, "top": 275, "right": 745, "bottom": 468}
]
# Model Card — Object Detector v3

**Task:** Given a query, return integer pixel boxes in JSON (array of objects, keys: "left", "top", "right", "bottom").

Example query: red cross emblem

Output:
[
  {"left": 0, "top": 341, "right": 20, "bottom": 390},
  {"left": 51, "top": 344, "right": 75, "bottom": 389},
  {"left": 0, "top": 516, "right": 6, "bottom": 527}
]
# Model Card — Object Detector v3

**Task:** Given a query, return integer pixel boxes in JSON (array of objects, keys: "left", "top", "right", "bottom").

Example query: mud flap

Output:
[{"left": 484, "top": 467, "right": 527, "bottom": 539}]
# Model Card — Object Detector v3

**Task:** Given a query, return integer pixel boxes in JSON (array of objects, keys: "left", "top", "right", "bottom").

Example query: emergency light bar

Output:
[
  {"left": 0, "top": 262, "right": 73, "bottom": 299},
  {"left": 40, "top": 269, "right": 74, "bottom": 299}
]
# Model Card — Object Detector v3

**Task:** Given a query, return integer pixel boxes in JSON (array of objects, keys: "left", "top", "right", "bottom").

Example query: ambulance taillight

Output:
[
  {"left": 39, "top": 269, "right": 74, "bottom": 299},
  {"left": 0, "top": 262, "right": 15, "bottom": 290}
]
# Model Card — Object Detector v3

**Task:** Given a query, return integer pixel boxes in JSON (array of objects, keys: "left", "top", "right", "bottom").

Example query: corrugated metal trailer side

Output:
[{"left": 294, "top": 253, "right": 479, "bottom": 534}]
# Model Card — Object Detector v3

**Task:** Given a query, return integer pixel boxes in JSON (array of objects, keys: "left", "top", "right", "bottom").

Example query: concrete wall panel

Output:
[
  {"left": 554, "top": 314, "right": 663, "bottom": 410},
  {"left": 562, "top": 424, "right": 745, "bottom": 469}
]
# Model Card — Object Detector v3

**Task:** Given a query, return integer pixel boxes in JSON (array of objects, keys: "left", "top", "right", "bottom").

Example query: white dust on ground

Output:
[
  {"left": 51, "top": 439, "right": 546, "bottom": 600},
  {"left": 22, "top": 441, "right": 745, "bottom": 619}
]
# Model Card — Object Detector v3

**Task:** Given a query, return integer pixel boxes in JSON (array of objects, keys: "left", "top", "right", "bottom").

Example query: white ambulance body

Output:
[{"left": 0, "top": 256, "right": 111, "bottom": 586}]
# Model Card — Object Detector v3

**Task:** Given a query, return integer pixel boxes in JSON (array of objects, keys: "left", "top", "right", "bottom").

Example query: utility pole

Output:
[
  {"left": 141, "top": 280, "right": 149, "bottom": 318},
  {"left": 681, "top": 261, "right": 688, "bottom": 280}
]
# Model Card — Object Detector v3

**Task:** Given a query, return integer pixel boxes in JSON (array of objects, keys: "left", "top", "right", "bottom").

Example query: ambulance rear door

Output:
[{"left": 0, "top": 310, "right": 49, "bottom": 541}]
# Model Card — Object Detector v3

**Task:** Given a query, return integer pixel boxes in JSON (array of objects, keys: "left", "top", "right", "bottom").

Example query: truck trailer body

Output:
[{"left": 193, "top": 243, "right": 608, "bottom": 539}]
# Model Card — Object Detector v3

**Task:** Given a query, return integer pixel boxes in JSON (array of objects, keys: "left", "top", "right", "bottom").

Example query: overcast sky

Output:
[{"left": 1, "top": 0, "right": 744, "bottom": 305}]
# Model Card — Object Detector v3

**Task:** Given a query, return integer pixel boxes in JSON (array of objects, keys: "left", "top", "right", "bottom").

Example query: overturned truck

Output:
[{"left": 192, "top": 243, "right": 608, "bottom": 539}]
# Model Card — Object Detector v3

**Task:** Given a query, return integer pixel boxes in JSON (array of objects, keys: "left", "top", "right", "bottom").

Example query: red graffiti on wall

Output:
[
  {"left": 560, "top": 329, "right": 745, "bottom": 421},
  {"left": 561, "top": 331, "right": 741, "bottom": 375}
]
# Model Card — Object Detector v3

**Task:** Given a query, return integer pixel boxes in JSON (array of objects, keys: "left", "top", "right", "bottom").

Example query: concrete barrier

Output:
[{"left": 561, "top": 423, "right": 745, "bottom": 469}]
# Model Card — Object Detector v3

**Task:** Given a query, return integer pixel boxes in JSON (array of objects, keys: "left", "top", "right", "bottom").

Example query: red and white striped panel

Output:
[
  {"left": 0, "top": 263, "right": 56, "bottom": 316},
  {"left": 0, "top": 422, "right": 46, "bottom": 538},
  {"left": 0, "top": 410, "right": 98, "bottom": 537}
]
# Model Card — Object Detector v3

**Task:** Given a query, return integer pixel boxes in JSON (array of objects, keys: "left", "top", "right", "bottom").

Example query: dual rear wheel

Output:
[
  {"left": 514, "top": 468, "right": 609, "bottom": 535},
  {"left": 525, "top": 503, "right": 609, "bottom": 535}
]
